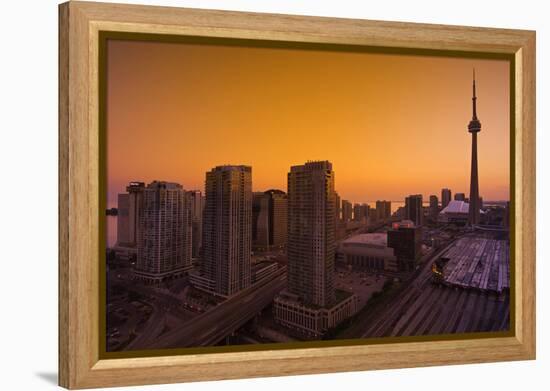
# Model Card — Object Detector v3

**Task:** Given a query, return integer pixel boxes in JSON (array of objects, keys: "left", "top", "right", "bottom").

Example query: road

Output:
[
  {"left": 142, "top": 268, "right": 287, "bottom": 349},
  {"left": 107, "top": 270, "right": 197, "bottom": 350}
]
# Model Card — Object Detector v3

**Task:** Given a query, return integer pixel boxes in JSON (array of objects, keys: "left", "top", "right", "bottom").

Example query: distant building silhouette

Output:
[
  {"left": 360, "top": 203, "right": 370, "bottom": 222},
  {"left": 441, "top": 188, "right": 452, "bottom": 208},
  {"left": 405, "top": 194, "right": 423, "bottom": 226},
  {"left": 341, "top": 199, "right": 353, "bottom": 222},
  {"left": 376, "top": 200, "right": 392, "bottom": 221},
  {"left": 353, "top": 203, "right": 362, "bottom": 222},
  {"left": 429, "top": 195, "right": 439, "bottom": 217},
  {"left": 454, "top": 192, "right": 466, "bottom": 201}
]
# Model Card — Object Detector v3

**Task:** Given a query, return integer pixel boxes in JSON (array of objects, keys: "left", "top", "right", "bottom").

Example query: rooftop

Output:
[
  {"left": 343, "top": 233, "right": 388, "bottom": 247},
  {"left": 440, "top": 200, "right": 470, "bottom": 214},
  {"left": 440, "top": 200, "right": 485, "bottom": 215}
]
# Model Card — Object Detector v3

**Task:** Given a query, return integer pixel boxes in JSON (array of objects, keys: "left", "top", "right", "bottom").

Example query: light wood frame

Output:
[{"left": 59, "top": 1, "right": 536, "bottom": 389}]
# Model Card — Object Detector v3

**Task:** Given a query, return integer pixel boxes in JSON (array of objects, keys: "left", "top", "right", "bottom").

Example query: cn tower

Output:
[{"left": 468, "top": 70, "right": 481, "bottom": 226}]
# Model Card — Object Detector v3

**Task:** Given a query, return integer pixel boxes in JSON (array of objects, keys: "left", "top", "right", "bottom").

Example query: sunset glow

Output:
[{"left": 106, "top": 39, "right": 510, "bottom": 207}]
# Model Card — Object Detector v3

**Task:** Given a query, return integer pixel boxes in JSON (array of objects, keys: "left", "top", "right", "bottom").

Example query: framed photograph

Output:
[{"left": 59, "top": 1, "right": 536, "bottom": 389}]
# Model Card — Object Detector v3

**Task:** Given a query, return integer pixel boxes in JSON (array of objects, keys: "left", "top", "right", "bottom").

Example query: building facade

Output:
[
  {"left": 188, "top": 190, "right": 205, "bottom": 261},
  {"left": 337, "top": 233, "right": 399, "bottom": 272},
  {"left": 252, "top": 189, "right": 288, "bottom": 250},
  {"left": 387, "top": 220, "right": 422, "bottom": 271},
  {"left": 135, "top": 181, "right": 192, "bottom": 284},
  {"left": 252, "top": 192, "right": 270, "bottom": 248},
  {"left": 199, "top": 165, "right": 252, "bottom": 297},
  {"left": 115, "top": 182, "right": 145, "bottom": 260}
]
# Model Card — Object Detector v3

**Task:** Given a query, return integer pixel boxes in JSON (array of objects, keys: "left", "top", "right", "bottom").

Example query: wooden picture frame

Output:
[{"left": 59, "top": 1, "right": 536, "bottom": 389}]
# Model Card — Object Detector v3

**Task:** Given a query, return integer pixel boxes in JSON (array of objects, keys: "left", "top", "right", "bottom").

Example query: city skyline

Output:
[
  {"left": 107, "top": 40, "right": 510, "bottom": 209},
  {"left": 105, "top": 38, "right": 511, "bottom": 353}
]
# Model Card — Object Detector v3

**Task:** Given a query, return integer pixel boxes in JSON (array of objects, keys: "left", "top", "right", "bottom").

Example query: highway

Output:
[{"left": 148, "top": 268, "right": 287, "bottom": 349}]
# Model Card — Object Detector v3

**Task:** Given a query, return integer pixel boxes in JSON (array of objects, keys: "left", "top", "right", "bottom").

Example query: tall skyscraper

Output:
[
  {"left": 252, "top": 189, "right": 288, "bottom": 249},
  {"left": 201, "top": 165, "right": 252, "bottom": 297},
  {"left": 274, "top": 161, "right": 357, "bottom": 336},
  {"left": 135, "top": 181, "right": 192, "bottom": 283},
  {"left": 376, "top": 200, "right": 392, "bottom": 221},
  {"left": 341, "top": 200, "right": 353, "bottom": 222},
  {"left": 468, "top": 70, "right": 482, "bottom": 225},
  {"left": 287, "top": 161, "right": 335, "bottom": 307},
  {"left": 405, "top": 194, "right": 423, "bottom": 226},
  {"left": 441, "top": 188, "right": 452, "bottom": 208},
  {"left": 187, "top": 190, "right": 205, "bottom": 260},
  {"left": 116, "top": 182, "right": 145, "bottom": 248}
]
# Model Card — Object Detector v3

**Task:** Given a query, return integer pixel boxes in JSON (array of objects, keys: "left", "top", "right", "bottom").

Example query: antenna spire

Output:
[{"left": 472, "top": 68, "right": 478, "bottom": 119}]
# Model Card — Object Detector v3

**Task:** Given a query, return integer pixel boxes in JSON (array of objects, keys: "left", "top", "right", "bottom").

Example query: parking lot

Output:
[{"left": 334, "top": 266, "right": 388, "bottom": 310}]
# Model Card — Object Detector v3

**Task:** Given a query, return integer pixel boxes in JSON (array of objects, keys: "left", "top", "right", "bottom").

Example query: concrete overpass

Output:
[{"left": 144, "top": 268, "right": 287, "bottom": 349}]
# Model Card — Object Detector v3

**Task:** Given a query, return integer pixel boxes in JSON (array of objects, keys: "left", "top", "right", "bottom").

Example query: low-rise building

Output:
[
  {"left": 337, "top": 233, "right": 399, "bottom": 272},
  {"left": 273, "top": 290, "right": 358, "bottom": 337}
]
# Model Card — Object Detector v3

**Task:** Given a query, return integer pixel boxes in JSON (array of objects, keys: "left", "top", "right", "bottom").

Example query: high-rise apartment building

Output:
[
  {"left": 441, "top": 188, "right": 452, "bottom": 208},
  {"left": 454, "top": 192, "right": 466, "bottom": 201},
  {"left": 116, "top": 181, "right": 145, "bottom": 248},
  {"left": 286, "top": 161, "right": 336, "bottom": 307},
  {"left": 252, "top": 189, "right": 288, "bottom": 249},
  {"left": 135, "top": 181, "right": 192, "bottom": 284},
  {"left": 405, "top": 194, "right": 423, "bottom": 226},
  {"left": 274, "top": 161, "right": 357, "bottom": 337},
  {"left": 200, "top": 165, "right": 252, "bottom": 297}
]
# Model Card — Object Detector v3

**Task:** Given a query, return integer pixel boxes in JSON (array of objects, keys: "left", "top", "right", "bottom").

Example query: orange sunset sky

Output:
[{"left": 106, "top": 39, "right": 510, "bottom": 207}]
